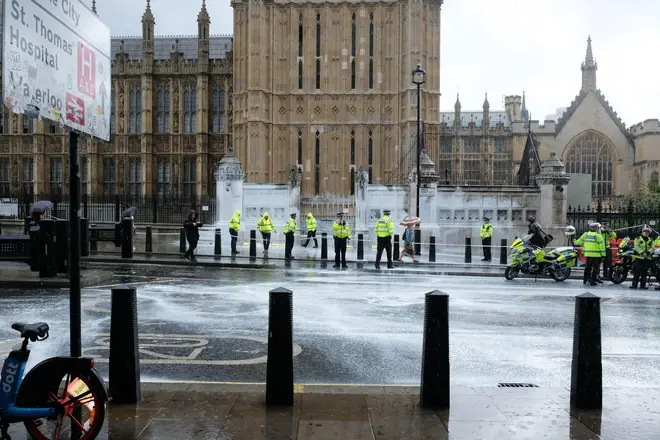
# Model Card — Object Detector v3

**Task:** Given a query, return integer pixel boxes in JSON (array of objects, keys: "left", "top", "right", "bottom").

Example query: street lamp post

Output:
[
  {"left": 411, "top": 63, "right": 426, "bottom": 218},
  {"left": 411, "top": 64, "right": 425, "bottom": 256}
]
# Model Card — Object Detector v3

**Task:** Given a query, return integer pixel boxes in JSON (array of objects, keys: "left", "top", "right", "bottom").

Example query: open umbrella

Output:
[
  {"left": 121, "top": 206, "right": 138, "bottom": 218},
  {"left": 31, "top": 200, "right": 54, "bottom": 215},
  {"left": 399, "top": 215, "right": 421, "bottom": 227}
]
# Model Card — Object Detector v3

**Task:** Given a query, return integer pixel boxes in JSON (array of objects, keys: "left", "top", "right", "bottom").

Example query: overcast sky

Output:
[{"left": 94, "top": 0, "right": 659, "bottom": 125}]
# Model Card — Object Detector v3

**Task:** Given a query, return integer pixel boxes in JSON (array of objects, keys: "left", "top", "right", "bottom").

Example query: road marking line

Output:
[{"left": 294, "top": 384, "right": 305, "bottom": 393}]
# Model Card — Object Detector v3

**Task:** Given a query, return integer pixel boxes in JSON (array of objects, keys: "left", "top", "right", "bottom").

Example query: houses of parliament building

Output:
[{"left": 1, "top": 0, "right": 659, "bottom": 200}]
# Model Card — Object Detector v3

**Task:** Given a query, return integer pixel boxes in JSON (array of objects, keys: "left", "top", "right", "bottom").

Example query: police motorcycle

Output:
[
  {"left": 504, "top": 226, "right": 578, "bottom": 282},
  {"left": 609, "top": 237, "right": 634, "bottom": 284}
]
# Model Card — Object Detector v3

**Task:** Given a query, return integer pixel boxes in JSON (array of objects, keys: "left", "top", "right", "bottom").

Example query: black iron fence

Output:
[
  {"left": 0, "top": 193, "right": 217, "bottom": 225},
  {"left": 567, "top": 200, "right": 660, "bottom": 238}
]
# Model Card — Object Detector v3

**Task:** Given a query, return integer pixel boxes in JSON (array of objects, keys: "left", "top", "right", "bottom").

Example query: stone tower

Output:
[{"left": 231, "top": 0, "right": 443, "bottom": 196}]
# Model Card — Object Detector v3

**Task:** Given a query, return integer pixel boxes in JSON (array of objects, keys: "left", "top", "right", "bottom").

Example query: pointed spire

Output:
[
  {"left": 91, "top": 0, "right": 97, "bottom": 14},
  {"left": 454, "top": 93, "right": 461, "bottom": 111},
  {"left": 198, "top": 0, "right": 210, "bottom": 22},
  {"left": 483, "top": 92, "right": 490, "bottom": 109},
  {"left": 142, "top": 0, "right": 154, "bottom": 23},
  {"left": 581, "top": 35, "right": 596, "bottom": 70},
  {"left": 521, "top": 91, "right": 530, "bottom": 124},
  {"left": 585, "top": 35, "right": 594, "bottom": 65},
  {"left": 581, "top": 36, "right": 597, "bottom": 91}
]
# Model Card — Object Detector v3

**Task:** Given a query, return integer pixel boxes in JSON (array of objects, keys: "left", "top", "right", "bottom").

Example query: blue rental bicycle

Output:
[{"left": 0, "top": 322, "right": 109, "bottom": 440}]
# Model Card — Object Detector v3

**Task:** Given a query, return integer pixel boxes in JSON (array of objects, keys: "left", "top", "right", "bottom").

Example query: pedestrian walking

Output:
[
  {"left": 257, "top": 212, "right": 276, "bottom": 257},
  {"left": 229, "top": 210, "right": 241, "bottom": 254},
  {"left": 332, "top": 212, "right": 350, "bottom": 268},
  {"left": 183, "top": 209, "right": 203, "bottom": 262},
  {"left": 398, "top": 224, "right": 418, "bottom": 263},
  {"left": 284, "top": 213, "right": 297, "bottom": 259},
  {"left": 631, "top": 225, "right": 653, "bottom": 289},
  {"left": 375, "top": 209, "right": 394, "bottom": 269},
  {"left": 600, "top": 221, "right": 616, "bottom": 279},
  {"left": 302, "top": 212, "right": 318, "bottom": 248},
  {"left": 480, "top": 217, "right": 493, "bottom": 262},
  {"left": 573, "top": 222, "right": 605, "bottom": 286}
]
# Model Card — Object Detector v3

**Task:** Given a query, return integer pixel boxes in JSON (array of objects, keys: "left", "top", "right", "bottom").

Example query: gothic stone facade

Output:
[
  {"left": 437, "top": 37, "right": 660, "bottom": 203},
  {"left": 231, "top": 0, "right": 443, "bottom": 196},
  {"left": 0, "top": 2, "right": 232, "bottom": 199}
]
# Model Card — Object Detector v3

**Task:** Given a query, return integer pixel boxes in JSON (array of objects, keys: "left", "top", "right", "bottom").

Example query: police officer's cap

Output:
[
  {"left": 484, "top": 217, "right": 490, "bottom": 221},
  {"left": 383, "top": 209, "right": 391, "bottom": 214},
  {"left": 290, "top": 213, "right": 297, "bottom": 217},
  {"left": 337, "top": 212, "right": 344, "bottom": 216}
]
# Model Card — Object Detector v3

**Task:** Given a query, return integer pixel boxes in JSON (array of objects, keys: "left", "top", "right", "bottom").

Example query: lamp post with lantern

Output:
[
  {"left": 411, "top": 63, "right": 426, "bottom": 219},
  {"left": 412, "top": 64, "right": 426, "bottom": 255}
]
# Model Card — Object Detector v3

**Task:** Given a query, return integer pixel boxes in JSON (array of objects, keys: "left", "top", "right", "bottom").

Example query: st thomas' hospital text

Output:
[{"left": 8, "top": 0, "right": 76, "bottom": 72}]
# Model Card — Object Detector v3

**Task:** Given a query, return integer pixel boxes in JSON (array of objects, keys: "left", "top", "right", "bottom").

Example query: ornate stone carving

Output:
[
  {"left": 355, "top": 167, "right": 369, "bottom": 189},
  {"left": 0, "top": 140, "right": 8, "bottom": 153},
  {"left": 11, "top": 114, "right": 18, "bottom": 134},
  {"left": 172, "top": 81, "right": 180, "bottom": 133},
  {"left": 183, "top": 137, "right": 196, "bottom": 152},
  {"left": 128, "top": 142, "right": 141, "bottom": 153},
  {"left": 288, "top": 167, "right": 302, "bottom": 188},
  {"left": 332, "top": 106, "right": 339, "bottom": 114}
]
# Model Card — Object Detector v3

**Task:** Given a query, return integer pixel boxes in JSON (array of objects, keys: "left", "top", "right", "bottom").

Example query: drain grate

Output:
[{"left": 497, "top": 383, "right": 539, "bottom": 388}]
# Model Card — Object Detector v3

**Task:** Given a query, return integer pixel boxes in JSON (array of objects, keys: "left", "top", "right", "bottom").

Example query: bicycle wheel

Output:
[{"left": 23, "top": 371, "right": 106, "bottom": 440}]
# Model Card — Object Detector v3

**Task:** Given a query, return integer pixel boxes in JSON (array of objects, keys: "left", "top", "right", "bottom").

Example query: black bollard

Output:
[
  {"left": 393, "top": 234, "right": 400, "bottom": 261},
  {"left": 499, "top": 238, "right": 507, "bottom": 265},
  {"left": 0, "top": 222, "right": 2, "bottom": 234},
  {"left": 38, "top": 219, "right": 57, "bottom": 278},
  {"left": 179, "top": 228, "right": 186, "bottom": 253},
  {"left": 80, "top": 218, "right": 89, "bottom": 257},
  {"left": 266, "top": 287, "right": 294, "bottom": 406},
  {"left": 145, "top": 226, "right": 153, "bottom": 254},
  {"left": 54, "top": 219, "right": 68, "bottom": 274},
  {"left": 321, "top": 232, "right": 328, "bottom": 260},
  {"left": 420, "top": 290, "right": 450, "bottom": 409},
  {"left": 357, "top": 233, "right": 364, "bottom": 260},
  {"left": 121, "top": 217, "right": 134, "bottom": 258},
  {"left": 214, "top": 228, "right": 222, "bottom": 258},
  {"left": 570, "top": 292, "right": 602, "bottom": 410},
  {"left": 414, "top": 227, "right": 421, "bottom": 256},
  {"left": 109, "top": 285, "right": 141, "bottom": 404},
  {"left": 90, "top": 224, "right": 98, "bottom": 252},
  {"left": 464, "top": 237, "right": 472, "bottom": 263},
  {"left": 249, "top": 230, "right": 257, "bottom": 260},
  {"left": 429, "top": 236, "right": 436, "bottom": 262}
]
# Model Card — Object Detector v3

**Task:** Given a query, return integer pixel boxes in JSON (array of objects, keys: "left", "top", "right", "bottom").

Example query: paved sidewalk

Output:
[{"left": 6, "top": 383, "right": 657, "bottom": 439}]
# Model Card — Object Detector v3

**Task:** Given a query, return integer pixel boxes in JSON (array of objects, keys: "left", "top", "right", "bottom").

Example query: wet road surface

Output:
[{"left": 1, "top": 265, "right": 659, "bottom": 387}]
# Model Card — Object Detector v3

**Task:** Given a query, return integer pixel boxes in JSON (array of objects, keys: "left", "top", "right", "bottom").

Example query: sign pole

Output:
[{"left": 69, "top": 130, "right": 82, "bottom": 359}]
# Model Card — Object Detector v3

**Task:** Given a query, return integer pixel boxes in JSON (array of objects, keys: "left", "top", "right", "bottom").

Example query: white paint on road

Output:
[{"left": 82, "top": 333, "right": 303, "bottom": 365}]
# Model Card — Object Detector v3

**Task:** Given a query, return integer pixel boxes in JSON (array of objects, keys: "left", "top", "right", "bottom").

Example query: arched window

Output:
[
  {"left": 651, "top": 171, "right": 659, "bottom": 184},
  {"left": 564, "top": 132, "right": 613, "bottom": 198}
]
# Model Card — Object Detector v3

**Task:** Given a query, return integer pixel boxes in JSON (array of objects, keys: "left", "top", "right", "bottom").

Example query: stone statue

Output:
[
  {"left": 355, "top": 167, "right": 369, "bottom": 189},
  {"left": 288, "top": 167, "right": 302, "bottom": 188}
]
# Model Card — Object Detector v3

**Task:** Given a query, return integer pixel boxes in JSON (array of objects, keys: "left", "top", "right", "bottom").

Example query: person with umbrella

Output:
[
  {"left": 398, "top": 216, "right": 419, "bottom": 263},
  {"left": 375, "top": 209, "right": 395, "bottom": 269},
  {"left": 122, "top": 206, "right": 138, "bottom": 253},
  {"left": 183, "top": 209, "right": 203, "bottom": 262},
  {"left": 26, "top": 200, "right": 53, "bottom": 233}
]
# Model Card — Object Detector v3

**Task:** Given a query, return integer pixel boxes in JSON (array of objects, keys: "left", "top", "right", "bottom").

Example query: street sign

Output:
[{"left": 2, "top": 0, "right": 111, "bottom": 141}]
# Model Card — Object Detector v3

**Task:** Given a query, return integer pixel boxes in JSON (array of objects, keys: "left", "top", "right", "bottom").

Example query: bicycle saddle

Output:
[{"left": 11, "top": 322, "right": 49, "bottom": 340}]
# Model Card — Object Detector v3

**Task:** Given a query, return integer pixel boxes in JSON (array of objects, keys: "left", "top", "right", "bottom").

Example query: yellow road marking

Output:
[{"left": 294, "top": 384, "right": 305, "bottom": 393}]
